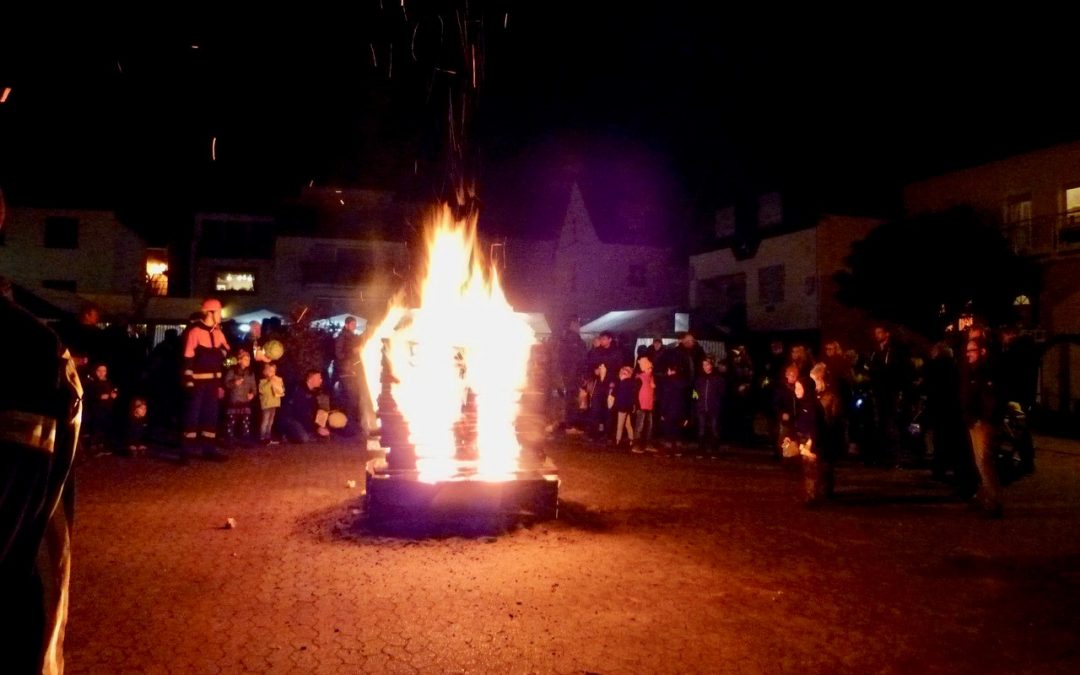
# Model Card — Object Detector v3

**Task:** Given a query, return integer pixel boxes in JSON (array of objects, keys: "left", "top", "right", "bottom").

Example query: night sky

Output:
[{"left": 2, "top": 6, "right": 1077, "bottom": 231}]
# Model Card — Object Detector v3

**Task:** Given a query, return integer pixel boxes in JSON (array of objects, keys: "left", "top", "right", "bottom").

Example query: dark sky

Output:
[{"left": 2, "top": 5, "right": 1077, "bottom": 225}]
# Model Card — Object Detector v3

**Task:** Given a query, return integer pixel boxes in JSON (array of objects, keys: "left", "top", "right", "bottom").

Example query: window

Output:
[
  {"left": 758, "top": 264, "right": 785, "bottom": 305},
  {"left": 146, "top": 248, "right": 169, "bottom": 296},
  {"left": 1067, "top": 186, "right": 1080, "bottom": 213},
  {"left": 757, "top": 192, "right": 783, "bottom": 228},
  {"left": 215, "top": 271, "right": 255, "bottom": 293},
  {"left": 628, "top": 264, "right": 647, "bottom": 288},
  {"left": 336, "top": 247, "right": 376, "bottom": 284},
  {"left": 44, "top": 216, "right": 78, "bottom": 248},
  {"left": 42, "top": 279, "right": 76, "bottom": 292},
  {"left": 714, "top": 206, "right": 736, "bottom": 238},
  {"left": 198, "top": 219, "right": 274, "bottom": 258},
  {"left": 1004, "top": 194, "right": 1032, "bottom": 224}
]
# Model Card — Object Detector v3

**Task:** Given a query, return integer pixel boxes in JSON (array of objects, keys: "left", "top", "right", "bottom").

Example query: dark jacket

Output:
[
  {"left": 693, "top": 371, "right": 725, "bottom": 417},
  {"left": 612, "top": 377, "right": 641, "bottom": 413}
]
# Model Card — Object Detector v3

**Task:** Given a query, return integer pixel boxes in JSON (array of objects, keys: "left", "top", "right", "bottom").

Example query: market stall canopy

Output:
[
  {"left": 311, "top": 313, "right": 368, "bottom": 333},
  {"left": 230, "top": 309, "right": 284, "bottom": 326},
  {"left": 579, "top": 307, "right": 683, "bottom": 339}
]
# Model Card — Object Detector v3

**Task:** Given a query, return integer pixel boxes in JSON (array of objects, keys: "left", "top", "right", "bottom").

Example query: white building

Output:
[
  {"left": 498, "top": 182, "right": 688, "bottom": 327},
  {"left": 0, "top": 206, "right": 147, "bottom": 295},
  {"left": 689, "top": 194, "right": 880, "bottom": 346}
]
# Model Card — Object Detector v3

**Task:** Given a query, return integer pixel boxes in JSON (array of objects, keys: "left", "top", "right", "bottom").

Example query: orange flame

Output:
[{"left": 362, "top": 205, "right": 535, "bottom": 482}]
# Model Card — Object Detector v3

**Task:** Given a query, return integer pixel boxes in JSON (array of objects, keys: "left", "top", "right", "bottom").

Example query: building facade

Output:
[
  {"left": 498, "top": 183, "right": 688, "bottom": 328},
  {"left": 903, "top": 141, "right": 1080, "bottom": 424},
  {"left": 0, "top": 207, "right": 147, "bottom": 296},
  {"left": 689, "top": 195, "right": 880, "bottom": 348}
]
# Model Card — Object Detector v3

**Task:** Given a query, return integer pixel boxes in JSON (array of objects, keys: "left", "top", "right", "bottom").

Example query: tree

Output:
[{"left": 835, "top": 207, "right": 1040, "bottom": 338}]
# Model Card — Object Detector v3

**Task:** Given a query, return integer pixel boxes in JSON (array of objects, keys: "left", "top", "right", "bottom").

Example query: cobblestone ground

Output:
[{"left": 65, "top": 436, "right": 1080, "bottom": 674}]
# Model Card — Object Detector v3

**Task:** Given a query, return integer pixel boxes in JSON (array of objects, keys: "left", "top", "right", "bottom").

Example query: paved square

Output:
[{"left": 66, "top": 438, "right": 1080, "bottom": 673}]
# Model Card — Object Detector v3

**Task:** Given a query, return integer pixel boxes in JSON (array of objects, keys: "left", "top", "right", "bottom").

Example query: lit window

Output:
[
  {"left": 215, "top": 271, "right": 255, "bottom": 293},
  {"left": 1067, "top": 187, "right": 1080, "bottom": 213},
  {"left": 146, "top": 249, "right": 169, "bottom": 296}
]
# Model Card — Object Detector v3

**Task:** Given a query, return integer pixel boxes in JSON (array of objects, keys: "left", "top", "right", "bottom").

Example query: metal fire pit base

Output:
[{"left": 364, "top": 456, "right": 559, "bottom": 528}]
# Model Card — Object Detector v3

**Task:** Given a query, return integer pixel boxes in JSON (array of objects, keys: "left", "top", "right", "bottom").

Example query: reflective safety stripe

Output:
[
  {"left": 0, "top": 410, "right": 58, "bottom": 454},
  {"left": 190, "top": 372, "right": 221, "bottom": 380},
  {"left": 200, "top": 431, "right": 217, "bottom": 439}
]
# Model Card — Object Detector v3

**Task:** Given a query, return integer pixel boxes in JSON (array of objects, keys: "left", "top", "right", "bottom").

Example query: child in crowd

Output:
[
  {"left": 84, "top": 363, "right": 118, "bottom": 450},
  {"left": 612, "top": 365, "right": 640, "bottom": 449},
  {"left": 123, "top": 397, "right": 150, "bottom": 456},
  {"left": 693, "top": 357, "right": 725, "bottom": 453},
  {"left": 258, "top": 361, "right": 285, "bottom": 444},
  {"left": 633, "top": 356, "right": 656, "bottom": 453},
  {"left": 223, "top": 349, "right": 257, "bottom": 444}
]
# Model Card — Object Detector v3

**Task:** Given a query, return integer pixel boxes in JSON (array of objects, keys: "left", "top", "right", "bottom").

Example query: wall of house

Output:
[
  {"left": 0, "top": 207, "right": 146, "bottom": 294},
  {"left": 690, "top": 227, "right": 818, "bottom": 333},
  {"left": 1043, "top": 258, "right": 1080, "bottom": 335},
  {"left": 903, "top": 141, "right": 1080, "bottom": 336},
  {"left": 271, "top": 236, "right": 408, "bottom": 320},
  {"left": 904, "top": 141, "right": 1080, "bottom": 219}
]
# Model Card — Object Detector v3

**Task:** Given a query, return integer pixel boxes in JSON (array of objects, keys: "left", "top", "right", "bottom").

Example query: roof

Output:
[
  {"left": 481, "top": 137, "right": 686, "bottom": 248},
  {"left": 580, "top": 307, "right": 682, "bottom": 337}
]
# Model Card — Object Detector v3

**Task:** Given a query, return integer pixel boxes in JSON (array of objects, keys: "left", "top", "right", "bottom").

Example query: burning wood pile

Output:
[{"left": 360, "top": 206, "right": 558, "bottom": 524}]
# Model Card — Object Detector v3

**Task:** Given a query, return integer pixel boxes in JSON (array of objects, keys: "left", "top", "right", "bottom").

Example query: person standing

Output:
[
  {"left": 333, "top": 316, "right": 362, "bottom": 435},
  {"left": 180, "top": 298, "right": 230, "bottom": 463},
  {"left": 960, "top": 337, "right": 1004, "bottom": 518},
  {"left": 1, "top": 276, "right": 83, "bottom": 674},
  {"left": 868, "top": 325, "right": 911, "bottom": 467}
]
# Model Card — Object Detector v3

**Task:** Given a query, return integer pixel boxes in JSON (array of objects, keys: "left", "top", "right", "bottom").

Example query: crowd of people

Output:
[
  {"left": 45, "top": 297, "right": 1037, "bottom": 517},
  {"left": 540, "top": 319, "right": 1037, "bottom": 515},
  {"left": 56, "top": 300, "right": 365, "bottom": 464}
]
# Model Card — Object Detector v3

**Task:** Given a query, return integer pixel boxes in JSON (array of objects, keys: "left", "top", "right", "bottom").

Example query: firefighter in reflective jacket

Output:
[
  {"left": 0, "top": 279, "right": 82, "bottom": 675},
  {"left": 181, "top": 298, "right": 230, "bottom": 463}
]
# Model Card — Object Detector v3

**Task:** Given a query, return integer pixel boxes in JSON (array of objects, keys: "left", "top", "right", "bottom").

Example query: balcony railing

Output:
[{"left": 1002, "top": 212, "right": 1080, "bottom": 256}]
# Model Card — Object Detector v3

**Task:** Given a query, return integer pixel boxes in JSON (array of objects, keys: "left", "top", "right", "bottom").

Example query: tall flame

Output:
[{"left": 361, "top": 205, "right": 535, "bottom": 482}]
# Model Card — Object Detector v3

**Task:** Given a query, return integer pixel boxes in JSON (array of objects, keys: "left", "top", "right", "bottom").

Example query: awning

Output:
[
  {"left": 229, "top": 309, "right": 284, "bottom": 326},
  {"left": 580, "top": 307, "right": 682, "bottom": 338},
  {"left": 311, "top": 313, "right": 368, "bottom": 332}
]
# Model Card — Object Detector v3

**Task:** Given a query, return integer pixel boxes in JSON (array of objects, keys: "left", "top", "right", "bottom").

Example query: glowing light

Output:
[
  {"left": 0, "top": 87, "right": 11, "bottom": 104},
  {"left": 211, "top": 136, "right": 217, "bottom": 161},
  {"left": 361, "top": 205, "right": 535, "bottom": 483}
]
